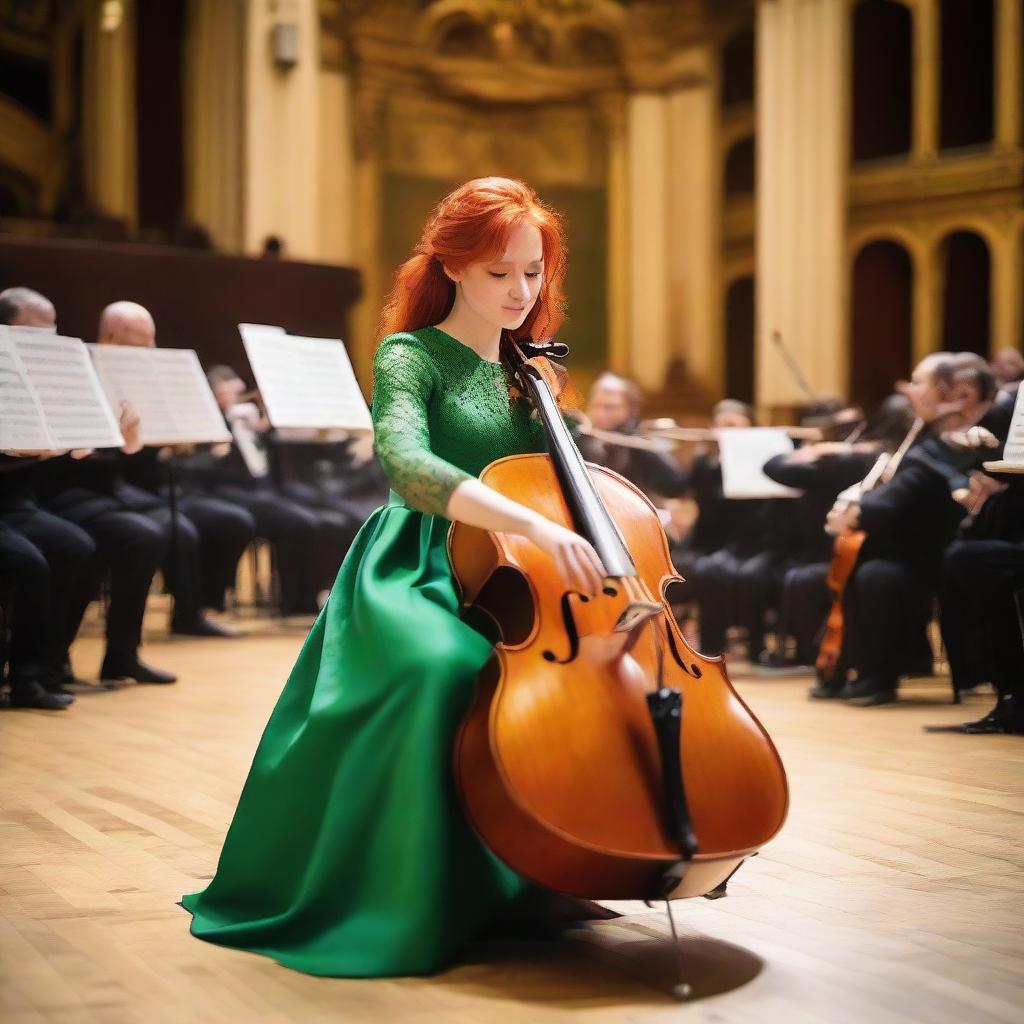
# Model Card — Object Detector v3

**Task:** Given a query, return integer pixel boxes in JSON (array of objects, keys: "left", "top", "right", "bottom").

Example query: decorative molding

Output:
[
  {"left": 377, "top": 88, "right": 608, "bottom": 186},
  {"left": 849, "top": 150, "right": 1024, "bottom": 225},
  {"left": 323, "top": 0, "right": 715, "bottom": 102},
  {"left": 0, "top": 95, "right": 65, "bottom": 212},
  {"left": 0, "top": 0, "right": 58, "bottom": 60}
]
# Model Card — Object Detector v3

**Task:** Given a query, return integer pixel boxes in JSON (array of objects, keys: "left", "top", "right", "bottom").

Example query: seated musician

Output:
[
  {"left": 204, "top": 366, "right": 353, "bottom": 614},
  {"left": 39, "top": 302, "right": 253, "bottom": 656},
  {"left": 991, "top": 346, "right": 1024, "bottom": 392},
  {"left": 578, "top": 372, "right": 689, "bottom": 502},
  {"left": 0, "top": 459, "right": 94, "bottom": 710},
  {"left": 275, "top": 433, "right": 389, "bottom": 534},
  {"left": 1, "top": 287, "right": 174, "bottom": 691},
  {"left": 939, "top": 475, "right": 1024, "bottom": 734},
  {"left": 763, "top": 395, "right": 913, "bottom": 682},
  {"left": 675, "top": 401, "right": 791, "bottom": 662},
  {"left": 932, "top": 358, "right": 1023, "bottom": 732},
  {"left": 669, "top": 399, "right": 752, "bottom": 601},
  {"left": 823, "top": 353, "right": 992, "bottom": 707}
]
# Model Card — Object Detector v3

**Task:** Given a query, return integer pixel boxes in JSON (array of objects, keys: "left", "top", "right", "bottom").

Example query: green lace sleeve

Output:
[{"left": 371, "top": 334, "right": 473, "bottom": 516}]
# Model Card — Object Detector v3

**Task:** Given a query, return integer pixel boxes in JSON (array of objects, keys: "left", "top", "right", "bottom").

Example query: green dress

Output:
[{"left": 181, "top": 326, "right": 544, "bottom": 977}]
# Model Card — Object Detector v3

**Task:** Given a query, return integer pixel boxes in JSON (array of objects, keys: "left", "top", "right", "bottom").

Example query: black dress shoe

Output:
[
  {"left": 171, "top": 616, "right": 240, "bottom": 638},
  {"left": 100, "top": 658, "right": 178, "bottom": 685},
  {"left": 808, "top": 679, "right": 844, "bottom": 700},
  {"left": 960, "top": 696, "right": 1024, "bottom": 735},
  {"left": 9, "top": 679, "right": 74, "bottom": 710},
  {"left": 844, "top": 677, "right": 898, "bottom": 706}
]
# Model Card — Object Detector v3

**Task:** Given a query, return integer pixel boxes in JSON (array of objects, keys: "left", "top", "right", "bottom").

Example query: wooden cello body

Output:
[
  {"left": 815, "top": 531, "right": 866, "bottom": 682},
  {"left": 448, "top": 353, "right": 788, "bottom": 902}
]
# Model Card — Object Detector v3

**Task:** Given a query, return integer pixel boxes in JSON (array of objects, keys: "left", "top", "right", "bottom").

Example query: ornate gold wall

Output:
[{"left": 1, "top": 0, "right": 1020, "bottom": 413}]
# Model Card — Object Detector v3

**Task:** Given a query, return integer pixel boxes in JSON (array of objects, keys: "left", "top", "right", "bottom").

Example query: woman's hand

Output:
[{"left": 525, "top": 517, "right": 606, "bottom": 596}]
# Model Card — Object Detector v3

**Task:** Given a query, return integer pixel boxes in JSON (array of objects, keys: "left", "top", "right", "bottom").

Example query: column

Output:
[
  {"left": 184, "top": 0, "right": 246, "bottom": 251},
  {"left": 625, "top": 93, "right": 671, "bottom": 393},
  {"left": 992, "top": 231, "right": 1019, "bottom": 353},
  {"left": 598, "top": 93, "right": 631, "bottom": 376},
  {"left": 995, "top": 0, "right": 1022, "bottom": 151},
  {"left": 666, "top": 54, "right": 720, "bottom": 395},
  {"left": 81, "top": 0, "right": 137, "bottom": 225},
  {"left": 317, "top": 68, "right": 357, "bottom": 266},
  {"left": 349, "top": 76, "right": 388, "bottom": 377},
  {"left": 243, "top": 0, "right": 321, "bottom": 259},
  {"left": 755, "top": 0, "right": 847, "bottom": 411},
  {"left": 912, "top": 0, "right": 939, "bottom": 162},
  {"left": 912, "top": 239, "right": 937, "bottom": 362}
]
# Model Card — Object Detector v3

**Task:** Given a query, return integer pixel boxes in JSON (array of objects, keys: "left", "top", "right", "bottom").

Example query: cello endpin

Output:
[{"left": 664, "top": 899, "right": 691, "bottom": 1001}]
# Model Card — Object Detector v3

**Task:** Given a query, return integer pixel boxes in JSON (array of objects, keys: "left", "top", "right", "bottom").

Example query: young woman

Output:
[{"left": 181, "top": 177, "right": 606, "bottom": 976}]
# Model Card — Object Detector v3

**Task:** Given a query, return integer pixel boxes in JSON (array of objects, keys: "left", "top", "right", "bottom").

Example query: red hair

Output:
[{"left": 377, "top": 177, "right": 568, "bottom": 346}]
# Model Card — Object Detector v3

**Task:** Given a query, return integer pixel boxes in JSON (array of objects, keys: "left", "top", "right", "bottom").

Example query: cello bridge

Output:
[{"left": 613, "top": 601, "right": 662, "bottom": 633}]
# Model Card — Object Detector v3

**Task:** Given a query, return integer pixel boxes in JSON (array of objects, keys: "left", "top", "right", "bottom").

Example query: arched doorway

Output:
[
  {"left": 724, "top": 276, "right": 755, "bottom": 404},
  {"left": 939, "top": 0, "right": 994, "bottom": 150},
  {"left": 851, "top": 1, "right": 912, "bottom": 162},
  {"left": 850, "top": 241, "right": 913, "bottom": 410},
  {"left": 939, "top": 231, "right": 991, "bottom": 355}
]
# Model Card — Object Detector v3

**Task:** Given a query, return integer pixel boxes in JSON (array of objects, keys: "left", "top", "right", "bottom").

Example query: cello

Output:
[{"left": 449, "top": 341, "right": 788, "bottom": 906}]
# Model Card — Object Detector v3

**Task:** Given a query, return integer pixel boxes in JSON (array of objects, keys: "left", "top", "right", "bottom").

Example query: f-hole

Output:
[{"left": 470, "top": 566, "right": 535, "bottom": 646}]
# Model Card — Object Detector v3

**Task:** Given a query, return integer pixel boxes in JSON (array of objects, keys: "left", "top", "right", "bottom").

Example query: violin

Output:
[
  {"left": 816, "top": 418, "right": 924, "bottom": 683},
  {"left": 449, "top": 341, "right": 788, "bottom": 902}
]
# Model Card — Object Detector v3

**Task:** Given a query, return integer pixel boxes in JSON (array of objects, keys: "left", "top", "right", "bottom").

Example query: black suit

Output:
[
  {"left": 577, "top": 429, "right": 689, "bottom": 504},
  {"left": 669, "top": 453, "right": 737, "bottom": 607},
  {"left": 843, "top": 441, "right": 966, "bottom": 687},
  {"left": 763, "top": 450, "right": 877, "bottom": 663},
  {"left": 1, "top": 459, "right": 158, "bottom": 669},
  {"left": 183, "top": 437, "right": 355, "bottom": 615},
  {"left": 34, "top": 450, "right": 253, "bottom": 627},
  {"left": 674, "top": 451, "right": 793, "bottom": 659}
]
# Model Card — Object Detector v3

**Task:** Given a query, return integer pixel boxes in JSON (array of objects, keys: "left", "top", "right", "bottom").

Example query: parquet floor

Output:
[{"left": 2, "top": 606, "right": 1022, "bottom": 1024}]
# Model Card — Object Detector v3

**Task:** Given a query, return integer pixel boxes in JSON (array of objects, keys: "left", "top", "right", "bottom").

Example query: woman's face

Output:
[{"left": 447, "top": 221, "right": 544, "bottom": 332}]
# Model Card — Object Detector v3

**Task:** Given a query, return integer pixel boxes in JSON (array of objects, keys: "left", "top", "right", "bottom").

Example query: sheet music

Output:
[
  {"left": 983, "top": 383, "right": 1024, "bottom": 473},
  {"left": 240, "top": 325, "right": 372, "bottom": 431},
  {"left": 715, "top": 427, "right": 801, "bottom": 499},
  {"left": 238, "top": 322, "right": 286, "bottom": 334},
  {"left": 0, "top": 326, "right": 51, "bottom": 449},
  {"left": 88, "top": 345, "right": 231, "bottom": 446},
  {"left": 0, "top": 327, "right": 124, "bottom": 451}
]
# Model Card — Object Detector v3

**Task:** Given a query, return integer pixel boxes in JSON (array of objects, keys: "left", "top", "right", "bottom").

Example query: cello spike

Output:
[{"left": 664, "top": 899, "right": 692, "bottom": 1001}]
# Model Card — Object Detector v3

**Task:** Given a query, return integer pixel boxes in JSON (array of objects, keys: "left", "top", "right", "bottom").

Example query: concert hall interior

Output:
[{"left": 1, "top": 1, "right": 1022, "bottom": 1022}]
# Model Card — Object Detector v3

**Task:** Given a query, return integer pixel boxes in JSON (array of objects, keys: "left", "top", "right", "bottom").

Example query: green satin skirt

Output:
[{"left": 181, "top": 496, "right": 530, "bottom": 976}]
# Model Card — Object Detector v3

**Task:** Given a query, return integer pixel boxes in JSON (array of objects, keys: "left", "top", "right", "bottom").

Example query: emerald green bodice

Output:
[{"left": 371, "top": 325, "right": 542, "bottom": 516}]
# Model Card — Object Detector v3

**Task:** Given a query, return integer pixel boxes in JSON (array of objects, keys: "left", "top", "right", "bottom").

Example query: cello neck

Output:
[
  {"left": 519, "top": 361, "right": 637, "bottom": 579},
  {"left": 878, "top": 417, "right": 924, "bottom": 485},
  {"left": 857, "top": 417, "right": 924, "bottom": 494}
]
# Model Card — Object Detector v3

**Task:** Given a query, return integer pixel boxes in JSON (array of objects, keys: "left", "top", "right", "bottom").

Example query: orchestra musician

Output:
[
  {"left": 0, "top": 288, "right": 174, "bottom": 691},
  {"left": 822, "top": 353, "right": 995, "bottom": 706},
  {"left": 763, "top": 394, "right": 914, "bottom": 676},
  {"left": 577, "top": 372, "right": 689, "bottom": 502}
]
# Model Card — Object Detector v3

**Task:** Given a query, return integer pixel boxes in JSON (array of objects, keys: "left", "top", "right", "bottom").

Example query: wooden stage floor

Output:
[{"left": 2, "top": 610, "right": 1022, "bottom": 1024}]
